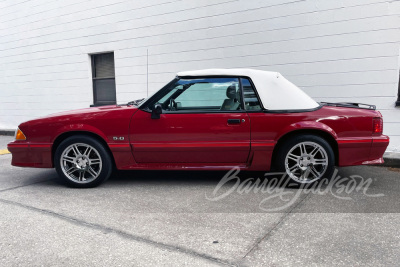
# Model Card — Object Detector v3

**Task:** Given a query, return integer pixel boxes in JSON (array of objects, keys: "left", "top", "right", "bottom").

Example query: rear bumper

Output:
[
  {"left": 7, "top": 142, "right": 53, "bottom": 168},
  {"left": 365, "top": 136, "right": 390, "bottom": 165},
  {"left": 338, "top": 135, "right": 389, "bottom": 166}
]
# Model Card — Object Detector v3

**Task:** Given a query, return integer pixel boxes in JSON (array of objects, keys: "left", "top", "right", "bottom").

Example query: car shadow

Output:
[
  {"left": 108, "top": 169, "right": 270, "bottom": 186},
  {"left": 105, "top": 166, "right": 386, "bottom": 190},
  {"left": 28, "top": 166, "right": 383, "bottom": 192}
]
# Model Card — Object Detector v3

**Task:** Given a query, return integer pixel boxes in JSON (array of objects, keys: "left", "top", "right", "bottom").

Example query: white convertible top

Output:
[{"left": 177, "top": 68, "right": 319, "bottom": 110}]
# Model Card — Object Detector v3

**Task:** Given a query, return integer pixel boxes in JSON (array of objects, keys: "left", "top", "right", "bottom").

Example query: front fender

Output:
[{"left": 52, "top": 124, "right": 109, "bottom": 144}]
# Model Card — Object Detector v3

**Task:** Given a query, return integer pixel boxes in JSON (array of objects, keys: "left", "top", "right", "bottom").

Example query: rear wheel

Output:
[
  {"left": 54, "top": 135, "right": 112, "bottom": 188},
  {"left": 275, "top": 134, "right": 335, "bottom": 185}
]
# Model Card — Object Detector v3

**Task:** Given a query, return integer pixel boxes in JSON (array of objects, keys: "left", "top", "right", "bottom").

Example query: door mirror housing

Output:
[{"left": 151, "top": 104, "right": 163, "bottom": 119}]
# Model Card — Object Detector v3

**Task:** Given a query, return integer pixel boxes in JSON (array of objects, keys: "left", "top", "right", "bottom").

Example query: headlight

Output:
[{"left": 15, "top": 128, "right": 26, "bottom": 140}]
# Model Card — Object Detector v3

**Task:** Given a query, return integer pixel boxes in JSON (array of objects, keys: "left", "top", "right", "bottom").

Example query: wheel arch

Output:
[
  {"left": 272, "top": 129, "right": 339, "bottom": 166},
  {"left": 51, "top": 131, "right": 116, "bottom": 168}
]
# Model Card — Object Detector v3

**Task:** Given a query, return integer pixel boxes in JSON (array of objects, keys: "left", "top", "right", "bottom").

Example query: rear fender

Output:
[{"left": 276, "top": 121, "right": 338, "bottom": 140}]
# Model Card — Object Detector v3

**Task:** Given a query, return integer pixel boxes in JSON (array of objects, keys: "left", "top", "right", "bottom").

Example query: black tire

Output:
[
  {"left": 274, "top": 134, "right": 335, "bottom": 186},
  {"left": 54, "top": 135, "right": 112, "bottom": 188}
]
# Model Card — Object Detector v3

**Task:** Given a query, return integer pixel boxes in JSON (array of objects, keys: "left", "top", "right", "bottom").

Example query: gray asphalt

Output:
[
  {"left": 0, "top": 134, "right": 12, "bottom": 149},
  {"left": 0, "top": 135, "right": 399, "bottom": 266}
]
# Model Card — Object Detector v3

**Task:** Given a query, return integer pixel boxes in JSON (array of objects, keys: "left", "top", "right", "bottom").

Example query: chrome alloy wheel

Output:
[
  {"left": 60, "top": 143, "right": 102, "bottom": 184},
  {"left": 284, "top": 141, "right": 328, "bottom": 184}
]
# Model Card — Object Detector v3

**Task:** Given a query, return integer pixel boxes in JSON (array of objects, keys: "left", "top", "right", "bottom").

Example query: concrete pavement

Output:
[
  {"left": 0, "top": 135, "right": 11, "bottom": 155},
  {"left": 0, "top": 135, "right": 400, "bottom": 266},
  {"left": 0, "top": 135, "right": 13, "bottom": 149}
]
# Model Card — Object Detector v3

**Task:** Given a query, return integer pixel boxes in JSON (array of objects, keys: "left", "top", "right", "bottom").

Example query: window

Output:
[
  {"left": 151, "top": 77, "right": 243, "bottom": 112},
  {"left": 91, "top": 52, "right": 116, "bottom": 106},
  {"left": 241, "top": 78, "right": 262, "bottom": 111}
]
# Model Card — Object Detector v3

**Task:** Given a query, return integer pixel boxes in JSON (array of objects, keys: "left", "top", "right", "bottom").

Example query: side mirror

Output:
[{"left": 151, "top": 104, "right": 163, "bottom": 119}]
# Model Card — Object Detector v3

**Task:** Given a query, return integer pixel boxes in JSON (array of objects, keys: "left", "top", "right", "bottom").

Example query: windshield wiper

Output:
[{"left": 127, "top": 98, "right": 145, "bottom": 106}]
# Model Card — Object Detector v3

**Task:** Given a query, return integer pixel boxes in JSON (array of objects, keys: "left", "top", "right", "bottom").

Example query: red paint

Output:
[
  {"left": 7, "top": 144, "right": 29, "bottom": 148},
  {"left": 8, "top": 103, "right": 389, "bottom": 171},
  {"left": 337, "top": 139, "right": 372, "bottom": 144},
  {"left": 108, "top": 144, "right": 131, "bottom": 148},
  {"left": 30, "top": 144, "right": 52, "bottom": 148},
  {"left": 130, "top": 110, "right": 250, "bottom": 163},
  {"left": 373, "top": 138, "right": 390, "bottom": 143}
]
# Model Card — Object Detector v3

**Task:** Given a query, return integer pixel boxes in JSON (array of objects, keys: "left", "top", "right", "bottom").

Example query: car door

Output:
[{"left": 129, "top": 77, "right": 251, "bottom": 164}]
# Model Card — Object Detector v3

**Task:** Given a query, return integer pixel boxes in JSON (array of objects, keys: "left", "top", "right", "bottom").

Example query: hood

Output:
[
  {"left": 40, "top": 105, "right": 124, "bottom": 119},
  {"left": 19, "top": 105, "right": 137, "bottom": 131}
]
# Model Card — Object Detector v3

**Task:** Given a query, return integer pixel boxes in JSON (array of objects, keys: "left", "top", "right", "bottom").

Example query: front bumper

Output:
[{"left": 7, "top": 141, "right": 53, "bottom": 168}]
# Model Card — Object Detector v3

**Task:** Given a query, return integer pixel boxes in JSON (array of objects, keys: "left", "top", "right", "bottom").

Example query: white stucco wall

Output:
[{"left": 0, "top": 0, "right": 399, "bottom": 151}]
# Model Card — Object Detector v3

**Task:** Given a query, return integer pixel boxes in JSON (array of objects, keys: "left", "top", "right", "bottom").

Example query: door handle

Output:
[{"left": 227, "top": 119, "right": 241, "bottom": 125}]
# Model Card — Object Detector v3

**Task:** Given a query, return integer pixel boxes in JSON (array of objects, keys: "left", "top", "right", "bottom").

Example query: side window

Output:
[
  {"left": 241, "top": 78, "right": 262, "bottom": 111},
  {"left": 153, "top": 78, "right": 243, "bottom": 112}
]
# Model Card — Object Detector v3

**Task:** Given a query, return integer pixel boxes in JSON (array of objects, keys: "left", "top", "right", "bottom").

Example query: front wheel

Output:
[
  {"left": 54, "top": 135, "right": 113, "bottom": 188},
  {"left": 275, "top": 135, "right": 335, "bottom": 185}
]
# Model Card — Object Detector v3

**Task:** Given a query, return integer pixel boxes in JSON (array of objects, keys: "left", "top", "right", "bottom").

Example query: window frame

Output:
[
  {"left": 140, "top": 75, "right": 265, "bottom": 114},
  {"left": 240, "top": 77, "right": 264, "bottom": 112},
  {"left": 90, "top": 52, "right": 117, "bottom": 107}
]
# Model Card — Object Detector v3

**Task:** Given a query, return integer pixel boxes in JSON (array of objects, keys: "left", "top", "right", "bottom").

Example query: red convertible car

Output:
[{"left": 8, "top": 69, "right": 389, "bottom": 187}]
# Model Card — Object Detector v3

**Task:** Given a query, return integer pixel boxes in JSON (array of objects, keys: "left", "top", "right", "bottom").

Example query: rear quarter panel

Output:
[{"left": 248, "top": 106, "right": 384, "bottom": 170}]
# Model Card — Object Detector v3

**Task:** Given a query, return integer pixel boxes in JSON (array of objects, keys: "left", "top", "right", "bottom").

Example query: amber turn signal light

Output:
[{"left": 15, "top": 128, "right": 26, "bottom": 140}]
